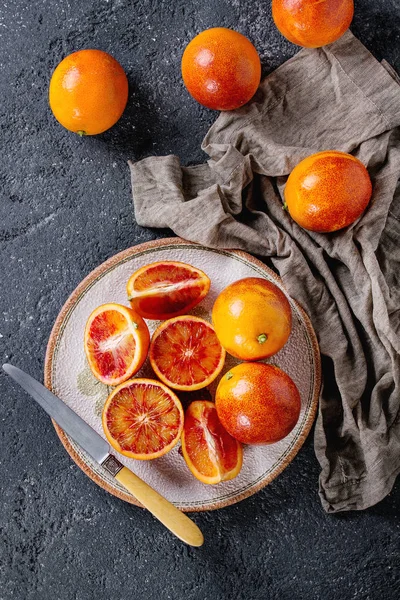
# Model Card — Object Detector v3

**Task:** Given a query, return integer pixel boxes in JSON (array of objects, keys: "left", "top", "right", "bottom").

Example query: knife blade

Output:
[
  {"left": 2, "top": 363, "right": 204, "bottom": 547},
  {"left": 3, "top": 363, "right": 110, "bottom": 464}
]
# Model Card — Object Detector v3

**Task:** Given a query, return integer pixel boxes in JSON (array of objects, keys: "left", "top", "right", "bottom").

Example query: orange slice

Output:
[
  {"left": 181, "top": 401, "right": 243, "bottom": 484},
  {"left": 149, "top": 316, "right": 226, "bottom": 391},
  {"left": 102, "top": 378, "right": 184, "bottom": 459},
  {"left": 84, "top": 303, "right": 150, "bottom": 386},
  {"left": 126, "top": 261, "right": 211, "bottom": 320}
]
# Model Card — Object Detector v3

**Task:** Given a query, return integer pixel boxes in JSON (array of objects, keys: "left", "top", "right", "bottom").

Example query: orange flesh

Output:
[
  {"left": 182, "top": 401, "right": 242, "bottom": 482},
  {"left": 127, "top": 262, "right": 210, "bottom": 319},
  {"left": 86, "top": 310, "right": 137, "bottom": 381},
  {"left": 150, "top": 317, "right": 225, "bottom": 390},
  {"left": 133, "top": 263, "right": 201, "bottom": 291},
  {"left": 104, "top": 381, "right": 183, "bottom": 458}
]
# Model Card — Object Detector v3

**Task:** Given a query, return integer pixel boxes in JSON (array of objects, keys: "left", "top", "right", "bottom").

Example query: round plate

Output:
[{"left": 45, "top": 238, "right": 321, "bottom": 512}]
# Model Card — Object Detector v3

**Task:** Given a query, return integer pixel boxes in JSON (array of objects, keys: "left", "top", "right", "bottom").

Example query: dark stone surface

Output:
[{"left": 1, "top": 1, "right": 399, "bottom": 598}]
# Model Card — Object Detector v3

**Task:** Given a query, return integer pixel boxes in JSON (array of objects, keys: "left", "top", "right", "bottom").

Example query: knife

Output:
[{"left": 2, "top": 363, "right": 204, "bottom": 547}]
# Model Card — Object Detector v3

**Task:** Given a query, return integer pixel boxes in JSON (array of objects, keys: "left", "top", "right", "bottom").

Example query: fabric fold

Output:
[{"left": 129, "top": 30, "right": 400, "bottom": 512}]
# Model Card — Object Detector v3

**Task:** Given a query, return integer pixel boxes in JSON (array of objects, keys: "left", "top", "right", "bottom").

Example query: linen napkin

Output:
[{"left": 128, "top": 31, "right": 400, "bottom": 513}]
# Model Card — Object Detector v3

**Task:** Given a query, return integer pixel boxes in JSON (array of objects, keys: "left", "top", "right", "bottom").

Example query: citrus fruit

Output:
[
  {"left": 212, "top": 277, "right": 292, "bottom": 361},
  {"left": 272, "top": 0, "right": 354, "bottom": 48},
  {"left": 102, "top": 378, "right": 184, "bottom": 459},
  {"left": 84, "top": 303, "right": 150, "bottom": 386},
  {"left": 49, "top": 49, "right": 128, "bottom": 135},
  {"left": 181, "top": 27, "right": 261, "bottom": 110},
  {"left": 215, "top": 363, "right": 301, "bottom": 445},
  {"left": 181, "top": 401, "right": 243, "bottom": 484},
  {"left": 127, "top": 261, "right": 210, "bottom": 320},
  {"left": 149, "top": 315, "right": 226, "bottom": 391},
  {"left": 284, "top": 151, "right": 372, "bottom": 232}
]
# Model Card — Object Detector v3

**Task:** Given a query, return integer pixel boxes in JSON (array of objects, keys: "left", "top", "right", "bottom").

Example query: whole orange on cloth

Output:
[
  {"left": 284, "top": 150, "right": 372, "bottom": 232},
  {"left": 49, "top": 49, "right": 128, "bottom": 135},
  {"left": 272, "top": 0, "right": 354, "bottom": 48},
  {"left": 212, "top": 277, "right": 292, "bottom": 361},
  {"left": 215, "top": 363, "right": 301, "bottom": 445},
  {"left": 181, "top": 27, "right": 261, "bottom": 111}
]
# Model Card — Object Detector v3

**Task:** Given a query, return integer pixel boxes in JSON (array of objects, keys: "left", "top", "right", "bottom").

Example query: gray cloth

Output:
[{"left": 129, "top": 31, "right": 400, "bottom": 513}]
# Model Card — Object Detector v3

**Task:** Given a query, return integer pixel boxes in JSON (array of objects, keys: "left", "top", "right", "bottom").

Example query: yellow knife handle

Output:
[{"left": 110, "top": 463, "right": 204, "bottom": 547}]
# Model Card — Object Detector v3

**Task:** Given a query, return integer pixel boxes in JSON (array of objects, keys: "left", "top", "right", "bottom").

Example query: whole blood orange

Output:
[
  {"left": 181, "top": 27, "right": 261, "bottom": 111},
  {"left": 84, "top": 303, "right": 150, "bottom": 386},
  {"left": 215, "top": 363, "right": 301, "bottom": 445},
  {"left": 127, "top": 261, "right": 210, "bottom": 320},
  {"left": 49, "top": 49, "right": 128, "bottom": 135},
  {"left": 272, "top": 0, "right": 354, "bottom": 48},
  {"left": 181, "top": 401, "right": 243, "bottom": 484},
  {"left": 284, "top": 150, "right": 372, "bottom": 232},
  {"left": 102, "top": 378, "right": 184, "bottom": 459},
  {"left": 149, "top": 315, "right": 226, "bottom": 391},
  {"left": 212, "top": 278, "right": 292, "bottom": 361}
]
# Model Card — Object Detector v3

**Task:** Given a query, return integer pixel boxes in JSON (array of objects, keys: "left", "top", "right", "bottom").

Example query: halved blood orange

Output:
[
  {"left": 126, "top": 261, "right": 211, "bottom": 320},
  {"left": 149, "top": 315, "right": 226, "bottom": 391},
  {"left": 181, "top": 401, "right": 243, "bottom": 484},
  {"left": 84, "top": 303, "right": 150, "bottom": 386},
  {"left": 102, "top": 378, "right": 184, "bottom": 459}
]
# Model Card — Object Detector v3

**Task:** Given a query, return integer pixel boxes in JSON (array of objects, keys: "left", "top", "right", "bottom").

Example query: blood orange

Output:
[
  {"left": 272, "top": 0, "right": 354, "bottom": 48},
  {"left": 149, "top": 315, "right": 226, "bottom": 391},
  {"left": 284, "top": 151, "right": 372, "bottom": 232},
  {"left": 215, "top": 363, "right": 301, "bottom": 445},
  {"left": 126, "top": 261, "right": 210, "bottom": 320},
  {"left": 84, "top": 303, "right": 150, "bottom": 386},
  {"left": 102, "top": 378, "right": 184, "bottom": 460},
  {"left": 181, "top": 401, "right": 243, "bottom": 484},
  {"left": 181, "top": 28, "right": 261, "bottom": 111}
]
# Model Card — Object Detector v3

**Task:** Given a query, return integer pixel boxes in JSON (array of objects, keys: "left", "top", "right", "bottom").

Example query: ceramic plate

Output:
[{"left": 45, "top": 238, "right": 321, "bottom": 512}]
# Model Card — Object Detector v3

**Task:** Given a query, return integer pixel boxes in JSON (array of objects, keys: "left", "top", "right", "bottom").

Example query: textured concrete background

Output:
[{"left": 1, "top": 1, "right": 399, "bottom": 598}]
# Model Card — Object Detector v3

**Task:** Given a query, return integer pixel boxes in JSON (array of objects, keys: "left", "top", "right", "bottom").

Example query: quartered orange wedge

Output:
[
  {"left": 126, "top": 261, "right": 211, "bottom": 320},
  {"left": 149, "top": 315, "right": 226, "bottom": 391},
  {"left": 84, "top": 303, "right": 150, "bottom": 386},
  {"left": 102, "top": 378, "right": 184, "bottom": 460},
  {"left": 181, "top": 401, "right": 243, "bottom": 484}
]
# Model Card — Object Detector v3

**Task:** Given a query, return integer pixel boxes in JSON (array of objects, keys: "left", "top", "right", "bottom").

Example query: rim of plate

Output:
[{"left": 44, "top": 237, "right": 321, "bottom": 512}]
